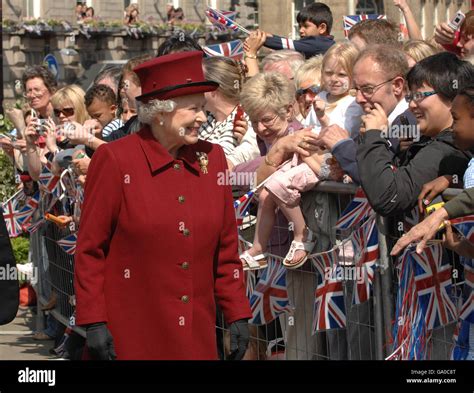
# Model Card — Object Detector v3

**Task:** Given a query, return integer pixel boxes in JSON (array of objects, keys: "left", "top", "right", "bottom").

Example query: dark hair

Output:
[
  {"left": 93, "top": 65, "right": 122, "bottom": 91},
  {"left": 156, "top": 33, "right": 203, "bottom": 56},
  {"left": 407, "top": 52, "right": 474, "bottom": 101},
  {"left": 85, "top": 84, "right": 116, "bottom": 107},
  {"left": 457, "top": 84, "right": 474, "bottom": 106},
  {"left": 348, "top": 19, "right": 400, "bottom": 47},
  {"left": 296, "top": 2, "right": 333, "bottom": 34},
  {"left": 86, "top": 7, "right": 94, "bottom": 16},
  {"left": 22, "top": 65, "right": 58, "bottom": 94}
]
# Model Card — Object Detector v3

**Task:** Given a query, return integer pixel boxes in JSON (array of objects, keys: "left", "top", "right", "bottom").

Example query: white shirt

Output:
[
  {"left": 303, "top": 92, "right": 364, "bottom": 138},
  {"left": 387, "top": 98, "right": 409, "bottom": 126}
]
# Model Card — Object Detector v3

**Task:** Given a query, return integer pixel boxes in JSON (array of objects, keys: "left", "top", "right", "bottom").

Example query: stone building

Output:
[
  {"left": 2, "top": 0, "right": 472, "bottom": 103},
  {"left": 3, "top": 0, "right": 471, "bottom": 39}
]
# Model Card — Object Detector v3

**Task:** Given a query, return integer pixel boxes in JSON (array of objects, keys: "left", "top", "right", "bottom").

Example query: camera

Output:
[{"left": 35, "top": 119, "right": 47, "bottom": 136}]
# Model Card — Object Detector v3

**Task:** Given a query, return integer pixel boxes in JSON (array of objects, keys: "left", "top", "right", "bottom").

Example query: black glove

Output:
[
  {"left": 228, "top": 319, "right": 249, "bottom": 360},
  {"left": 86, "top": 322, "right": 117, "bottom": 360}
]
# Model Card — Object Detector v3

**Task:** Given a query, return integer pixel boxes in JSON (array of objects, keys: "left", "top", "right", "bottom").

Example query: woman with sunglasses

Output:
[{"left": 45, "top": 85, "right": 90, "bottom": 152}]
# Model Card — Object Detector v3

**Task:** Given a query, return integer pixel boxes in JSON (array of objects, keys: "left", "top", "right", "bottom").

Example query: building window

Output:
[
  {"left": 25, "top": 0, "right": 41, "bottom": 18},
  {"left": 355, "top": 0, "right": 384, "bottom": 14},
  {"left": 292, "top": 0, "right": 311, "bottom": 38}
]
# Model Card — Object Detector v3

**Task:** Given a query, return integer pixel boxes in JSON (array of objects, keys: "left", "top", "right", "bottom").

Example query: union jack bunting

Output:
[
  {"left": 234, "top": 190, "right": 254, "bottom": 226},
  {"left": 335, "top": 188, "right": 374, "bottom": 231},
  {"left": 15, "top": 191, "right": 40, "bottom": 226},
  {"left": 343, "top": 14, "right": 386, "bottom": 37},
  {"left": 450, "top": 215, "right": 474, "bottom": 244},
  {"left": 203, "top": 40, "right": 244, "bottom": 60},
  {"left": 2, "top": 191, "right": 24, "bottom": 238},
  {"left": 311, "top": 248, "right": 346, "bottom": 332},
  {"left": 249, "top": 257, "right": 292, "bottom": 325},
  {"left": 56, "top": 233, "right": 77, "bottom": 255},
  {"left": 39, "top": 159, "right": 60, "bottom": 194},
  {"left": 392, "top": 246, "right": 428, "bottom": 360},
  {"left": 413, "top": 243, "right": 456, "bottom": 330},
  {"left": 451, "top": 320, "right": 473, "bottom": 360},
  {"left": 460, "top": 262, "right": 474, "bottom": 322},
  {"left": 205, "top": 7, "right": 238, "bottom": 32},
  {"left": 350, "top": 216, "right": 379, "bottom": 304}
]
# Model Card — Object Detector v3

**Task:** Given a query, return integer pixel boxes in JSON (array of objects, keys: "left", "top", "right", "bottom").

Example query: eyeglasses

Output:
[
  {"left": 405, "top": 91, "right": 437, "bottom": 103},
  {"left": 296, "top": 85, "right": 321, "bottom": 97},
  {"left": 353, "top": 76, "right": 398, "bottom": 98},
  {"left": 23, "top": 88, "right": 48, "bottom": 99},
  {"left": 253, "top": 113, "right": 280, "bottom": 128},
  {"left": 54, "top": 107, "right": 75, "bottom": 117}
]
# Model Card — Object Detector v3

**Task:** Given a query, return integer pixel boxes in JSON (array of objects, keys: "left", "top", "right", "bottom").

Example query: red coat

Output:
[{"left": 74, "top": 126, "right": 252, "bottom": 360}]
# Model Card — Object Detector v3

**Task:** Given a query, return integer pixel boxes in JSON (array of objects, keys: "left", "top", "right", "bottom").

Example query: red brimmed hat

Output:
[{"left": 134, "top": 51, "right": 218, "bottom": 102}]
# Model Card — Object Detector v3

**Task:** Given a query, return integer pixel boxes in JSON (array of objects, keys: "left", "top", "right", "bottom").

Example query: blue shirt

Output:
[{"left": 464, "top": 158, "right": 474, "bottom": 189}]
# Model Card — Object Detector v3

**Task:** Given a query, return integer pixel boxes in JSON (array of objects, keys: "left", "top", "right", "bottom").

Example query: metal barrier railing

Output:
[{"left": 30, "top": 182, "right": 468, "bottom": 359}]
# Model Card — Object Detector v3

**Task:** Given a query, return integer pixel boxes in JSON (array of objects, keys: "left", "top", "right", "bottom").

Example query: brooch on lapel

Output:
[{"left": 196, "top": 152, "right": 209, "bottom": 174}]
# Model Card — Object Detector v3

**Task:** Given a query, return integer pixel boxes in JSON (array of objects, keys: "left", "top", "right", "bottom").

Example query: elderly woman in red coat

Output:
[{"left": 74, "top": 51, "right": 252, "bottom": 360}]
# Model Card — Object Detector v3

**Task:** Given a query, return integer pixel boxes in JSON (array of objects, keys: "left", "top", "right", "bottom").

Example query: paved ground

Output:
[{"left": 0, "top": 307, "right": 55, "bottom": 360}]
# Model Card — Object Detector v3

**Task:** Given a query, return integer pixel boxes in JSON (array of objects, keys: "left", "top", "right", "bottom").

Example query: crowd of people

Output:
[{"left": 1, "top": 1, "right": 474, "bottom": 360}]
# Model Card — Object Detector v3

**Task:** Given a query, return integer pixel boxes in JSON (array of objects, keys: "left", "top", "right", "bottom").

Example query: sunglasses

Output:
[
  {"left": 54, "top": 107, "right": 75, "bottom": 117},
  {"left": 296, "top": 85, "right": 321, "bottom": 96}
]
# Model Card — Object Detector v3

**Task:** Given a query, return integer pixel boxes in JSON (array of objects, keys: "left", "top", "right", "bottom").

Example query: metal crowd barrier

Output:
[{"left": 30, "top": 182, "right": 467, "bottom": 359}]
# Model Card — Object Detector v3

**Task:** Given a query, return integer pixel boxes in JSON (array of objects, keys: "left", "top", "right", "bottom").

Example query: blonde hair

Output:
[
  {"left": 295, "top": 55, "right": 323, "bottom": 89},
  {"left": 240, "top": 72, "right": 295, "bottom": 119},
  {"left": 322, "top": 42, "right": 359, "bottom": 82},
  {"left": 50, "top": 85, "right": 89, "bottom": 124},
  {"left": 202, "top": 56, "right": 246, "bottom": 102},
  {"left": 403, "top": 40, "right": 440, "bottom": 64}
]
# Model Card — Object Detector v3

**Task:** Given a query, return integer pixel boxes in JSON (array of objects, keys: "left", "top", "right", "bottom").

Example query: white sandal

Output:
[
  {"left": 283, "top": 228, "right": 316, "bottom": 269},
  {"left": 240, "top": 251, "right": 268, "bottom": 271}
]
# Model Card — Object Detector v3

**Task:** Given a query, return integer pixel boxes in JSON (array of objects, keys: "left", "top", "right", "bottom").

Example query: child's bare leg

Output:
[
  {"left": 247, "top": 188, "right": 277, "bottom": 256},
  {"left": 279, "top": 202, "right": 310, "bottom": 263}
]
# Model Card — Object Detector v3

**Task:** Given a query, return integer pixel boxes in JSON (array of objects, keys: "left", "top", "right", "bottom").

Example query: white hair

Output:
[
  {"left": 261, "top": 50, "right": 305, "bottom": 78},
  {"left": 137, "top": 99, "right": 177, "bottom": 125}
]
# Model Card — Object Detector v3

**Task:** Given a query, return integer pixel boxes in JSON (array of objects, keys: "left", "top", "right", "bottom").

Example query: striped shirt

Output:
[
  {"left": 102, "top": 118, "right": 124, "bottom": 138},
  {"left": 199, "top": 108, "right": 241, "bottom": 156}
]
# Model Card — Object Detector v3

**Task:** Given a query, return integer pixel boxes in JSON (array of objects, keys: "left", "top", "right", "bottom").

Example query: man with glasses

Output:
[
  {"left": 357, "top": 51, "right": 473, "bottom": 218},
  {"left": 316, "top": 45, "right": 416, "bottom": 185}
]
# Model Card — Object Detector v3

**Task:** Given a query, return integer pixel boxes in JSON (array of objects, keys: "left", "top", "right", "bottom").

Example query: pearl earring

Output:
[{"left": 159, "top": 120, "right": 164, "bottom": 126}]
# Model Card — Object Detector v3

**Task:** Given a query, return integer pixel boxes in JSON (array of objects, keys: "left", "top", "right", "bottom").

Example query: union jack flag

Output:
[
  {"left": 450, "top": 215, "right": 474, "bottom": 244},
  {"left": 350, "top": 216, "right": 379, "bottom": 304},
  {"left": 205, "top": 7, "right": 238, "bottom": 32},
  {"left": 15, "top": 191, "right": 40, "bottom": 226},
  {"left": 311, "top": 248, "right": 346, "bottom": 332},
  {"left": 39, "top": 159, "right": 60, "bottom": 194},
  {"left": 234, "top": 190, "right": 254, "bottom": 226},
  {"left": 343, "top": 14, "right": 387, "bottom": 37},
  {"left": 22, "top": 218, "right": 45, "bottom": 234},
  {"left": 2, "top": 191, "right": 24, "bottom": 238},
  {"left": 335, "top": 188, "right": 374, "bottom": 231},
  {"left": 56, "top": 233, "right": 77, "bottom": 255},
  {"left": 460, "top": 262, "right": 474, "bottom": 322},
  {"left": 203, "top": 40, "right": 244, "bottom": 60},
  {"left": 249, "top": 257, "right": 292, "bottom": 325},
  {"left": 413, "top": 243, "right": 456, "bottom": 330}
]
